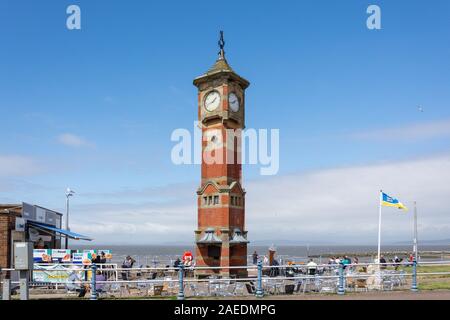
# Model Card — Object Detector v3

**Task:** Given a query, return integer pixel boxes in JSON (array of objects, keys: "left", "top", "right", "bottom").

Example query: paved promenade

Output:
[
  {"left": 231, "top": 290, "right": 450, "bottom": 300},
  {"left": 24, "top": 290, "right": 450, "bottom": 300}
]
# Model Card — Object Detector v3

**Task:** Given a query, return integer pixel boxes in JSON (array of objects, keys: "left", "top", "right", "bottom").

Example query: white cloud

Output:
[
  {"left": 351, "top": 118, "right": 450, "bottom": 141},
  {"left": 0, "top": 155, "right": 41, "bottom": 177},
  {"left": 68, "top": 154, "right": 450, "bottom": 245},
  {"left": 245, "top": 154, "right": 450, "bottom": 244},
  {"left": 57, "top": 133, "right": 94, "bottom": 148}
]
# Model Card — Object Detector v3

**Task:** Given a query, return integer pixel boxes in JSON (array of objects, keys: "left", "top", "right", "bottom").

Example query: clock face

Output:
[
  {"left": 204, "top": 91, "right": 221, "bottom": 112},
  {"left": 229, "top": 92, "right": 240, "bottom": 112}
]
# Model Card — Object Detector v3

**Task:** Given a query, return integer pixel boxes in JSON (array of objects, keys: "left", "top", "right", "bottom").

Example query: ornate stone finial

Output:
[{"left": 218, "top": 30, "right": 225, "bottom": 59}]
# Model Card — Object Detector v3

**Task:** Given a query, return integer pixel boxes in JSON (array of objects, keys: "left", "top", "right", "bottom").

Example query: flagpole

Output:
[
  {"left": 413, "top": 201, "right": 418, "bottom": 262},
  {"left": 377, "top": 190, "right": 383, "bottom": 263}
]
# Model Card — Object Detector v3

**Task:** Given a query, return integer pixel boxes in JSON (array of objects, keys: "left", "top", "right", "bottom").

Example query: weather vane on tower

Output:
[{"left": 218, "top": 30, "right": 225, "bottom": 59}]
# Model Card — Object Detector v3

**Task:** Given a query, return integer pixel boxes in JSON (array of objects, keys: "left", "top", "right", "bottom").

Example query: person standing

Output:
[
  {"left": 379, "top": 255, "right": 387, "bottom": 269},
  {"left": 252, "top": 251, "right": 258, "bottom": 265},
  {"left": 173, "top": 257, "right": 181, "bottom": 268},
  {"left": 35, "top": 237, "right": 45, "bottom": 249}
]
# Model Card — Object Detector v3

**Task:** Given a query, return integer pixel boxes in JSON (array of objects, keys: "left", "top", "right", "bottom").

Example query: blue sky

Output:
[{"left": 1, "top": 0, "right": 450, "bottom": 244}]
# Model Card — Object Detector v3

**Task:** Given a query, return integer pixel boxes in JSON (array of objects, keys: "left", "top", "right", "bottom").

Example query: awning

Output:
[
  {"left": 197, "top": 228, "right": 222, "bottom": 244},
  {"left": 27, "top": 221, "right": 93, "bottom": 241},
  {"left": 230, "top": 228, "right": 249, "bottom": 244}
]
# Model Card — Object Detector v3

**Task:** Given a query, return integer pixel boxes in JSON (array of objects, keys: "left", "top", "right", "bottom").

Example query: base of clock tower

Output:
[{"left": 194, "top": 229, "right": 248, "bottom": 278}]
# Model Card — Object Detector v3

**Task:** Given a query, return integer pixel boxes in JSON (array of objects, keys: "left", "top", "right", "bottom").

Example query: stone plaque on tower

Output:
[{"left": 193, "top": 31, "right": 249, "bottom": 277}]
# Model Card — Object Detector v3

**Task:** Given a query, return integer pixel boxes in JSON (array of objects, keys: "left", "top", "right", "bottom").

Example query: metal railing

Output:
[{"left": 2, "top": 260, "right": 450, "bottom": 300}]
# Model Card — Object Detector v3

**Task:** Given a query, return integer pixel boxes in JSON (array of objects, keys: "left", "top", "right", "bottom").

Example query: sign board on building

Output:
[
  {"left": 21, "top": 202, "right": 63, "bottom": 229},
  {"left": 35, "top": 207, "right": 46, "bottom": 223},
  {"left": 15, "top": 217, "right": 26, "bottom": 232}
]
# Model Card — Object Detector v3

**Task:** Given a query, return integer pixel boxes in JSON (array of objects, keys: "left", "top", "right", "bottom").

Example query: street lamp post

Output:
[{"left": 65, "top": 188, "right": 75, "bottom": 249}]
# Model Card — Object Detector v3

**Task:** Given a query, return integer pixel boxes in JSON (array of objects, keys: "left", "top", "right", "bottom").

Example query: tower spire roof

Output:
[
  {"left": 193, "top": 31, "right": 249, "bottom": 89},
  {"left": 206, "top": 30, "right": 234, "bottom": 74}
]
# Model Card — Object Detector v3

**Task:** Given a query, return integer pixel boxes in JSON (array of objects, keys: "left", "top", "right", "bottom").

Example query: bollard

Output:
[
  {"left": 411, "top": 260, "right": 418, "bottom": 292},
  {"left": 18, "top": 270, "right": 29, "bottom": 300},
  {"left": 337, "top": 263, "right": 345, "bottom": 295},
  {"left": 177, "top": 265, "right": 185, "bottom": 300},
  {"left": 255, "top": 260, "right": 264, "bottom": 298},
  {"left": 90, "top": 264, "right": 98, "bottom": 300},
  {"left": 2, "top": 278, "right": 11, "bottom": 300}
]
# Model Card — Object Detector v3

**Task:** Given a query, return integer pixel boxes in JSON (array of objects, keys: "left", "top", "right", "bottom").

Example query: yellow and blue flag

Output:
[{"left": 381, "top": 192, "right": 408, "bottom": 211}]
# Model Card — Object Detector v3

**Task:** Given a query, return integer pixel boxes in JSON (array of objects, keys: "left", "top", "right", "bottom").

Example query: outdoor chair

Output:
[
  {"left": 398, "top": 271, "right": 407, "bottom": 286},
  {"left": 294, "top": 279, "right": 303, "bottom": 294},
  {"left": 308, "top": 268, "right": 317, "bottom": 276},
  {"left": 355, "top": 278, "right": 368, "bottom": 292},
  {"left": 162, "top": 277, "right": 176, "bottom": 295},
  {"left": 245, "top": 282, "right": 256, "bottom": 295},
  {"left": 137, "top": 281, "right": 151, "bottom": 296},
  {"left": 189, "top": 282, "right": 209, "bottom": 297},
  {"left": 101, "top": 282, "right": 121, "bottom": 297},
  {"left": 208, "top": 277, "right": 222, "bottom": 296},
  {"left": 301, "top": 275, "right": 320, "bottom": 293},
  {"left": 234, "top": 282, "right": 246, "bottom": 296},
  {"left": 211, "top": 280, "right": 236, "bottom": 297},
  {"left": 382, "top": 278, "right": 393, "bottom": 291},
  {"left": 263, "top": 279, "right": 278, "bottom": 295},
  {"left": 284, "top": 284, "right": 295, "bottom": 294},
  {"left": 65, "top": 273, "right": 83, "bottom": 297},
  {"left": 318, "top": 278, "right": 338, "bottom": 293},
  {"left": 187, "top": 282, "right": 207, "bottom": 297}
]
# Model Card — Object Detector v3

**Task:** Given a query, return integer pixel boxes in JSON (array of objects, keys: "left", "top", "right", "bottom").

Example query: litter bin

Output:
[{"left": 285, "top": 284, "right": 295, "bottom": 294}]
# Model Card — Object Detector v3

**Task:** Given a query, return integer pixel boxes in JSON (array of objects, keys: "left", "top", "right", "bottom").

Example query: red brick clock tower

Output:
[{"left": 193, "top": 32, "right": 249, "bottom": 277}]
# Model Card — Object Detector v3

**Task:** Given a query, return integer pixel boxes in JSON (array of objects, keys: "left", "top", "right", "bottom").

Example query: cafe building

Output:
[{"left": 0, "top": 202, "right": 91, "bottom": 269}]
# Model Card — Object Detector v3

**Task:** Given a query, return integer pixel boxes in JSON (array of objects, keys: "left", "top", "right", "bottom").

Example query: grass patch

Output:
[
  {"left": 418, "top": 280, "right": 450, "bottom": 290},
  {"left": 417, "top": 265, "right": 450, "bottom": 274}
]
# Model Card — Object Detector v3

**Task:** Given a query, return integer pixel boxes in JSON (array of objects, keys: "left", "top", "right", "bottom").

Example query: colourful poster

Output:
[
  {"left": 82, "top": 250, "right": 96, "bottom": 265},
  {"left": 72, "top": 252, "right": 84, "bottom": 264},
  {"left": 33, "top": 264, "right": 85, "bottom": 283},
  {"left": 33, "top": 249, "right": 52, "bottom": 263},
  {"left": 51, "top": 249, "right": 71, "bottom": 262}
]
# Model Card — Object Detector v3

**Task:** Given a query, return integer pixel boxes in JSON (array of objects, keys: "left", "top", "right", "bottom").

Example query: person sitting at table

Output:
[
  {"left": 306, "top": 259, "right": 318, "bottom": 275},
  {"left": 95, "top": 270, "right": 106, "bottom": 293},
  {"left": 99, "top": 251, "right": 107, "bottom": 264},
  {"left": 393, "top": 256, "right": 403, "bottom": 270},
  {"left": 379, "top": 255, "right": 387, "bottom": 269},
  {"left": 121, "top": 256, "right": 136, "bottom": 280},
  {"left": 92, "top": 254, "right": 101, "bottom": 264},
  {"left": 270, "top": 258, "right": 280, "bottom": 277}
]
